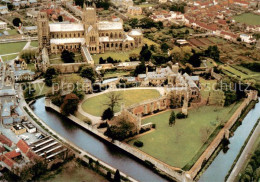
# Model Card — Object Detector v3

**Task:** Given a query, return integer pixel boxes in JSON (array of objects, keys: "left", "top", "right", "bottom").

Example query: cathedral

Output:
[{"left": 37, "top": 2, "right": 143, "bottom": 55}]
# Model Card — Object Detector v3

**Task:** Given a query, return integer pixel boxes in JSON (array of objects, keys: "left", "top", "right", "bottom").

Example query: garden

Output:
[
  {"left": 81, "top": 89, "right": 161, "bottom": 116},
  {"left": 128, "top": 102, "right": 242, "bottom": 169}
]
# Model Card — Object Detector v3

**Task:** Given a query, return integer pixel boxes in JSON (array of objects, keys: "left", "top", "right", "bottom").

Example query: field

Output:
[
  {"left": 233, "top": 13, "right": 260, "bottom": 26},
  {"left": 82, "top": 89, "right": 161, "bottom": 116},
  {"left": 30, "top": 41, "right": 38, "bottom": 47},
  {"left": 128, "top": 102, "right": 242, "bottom": 168},
  {"left": 38, "top": 160, "right": 107, "bottom": 182},
  {"left": 0, "top": 29, "right": 18, "bottom": 36},
  {"left": 103, "top": 70, "right": 130, "bottom": 79},
  {"left": 0, "top": 42, "right": 27, "bottom": 55},
  {"left": 92, "top": 47, "right": 141, "bottom": 64},
  {"left": 1, "top": 54, "right": 18, "bottom": 62}
]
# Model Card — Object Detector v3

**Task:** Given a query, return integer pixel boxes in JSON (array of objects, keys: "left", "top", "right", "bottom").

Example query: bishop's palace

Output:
[{"left": 37, "top": 2, "right": 143, "bottom": 57}]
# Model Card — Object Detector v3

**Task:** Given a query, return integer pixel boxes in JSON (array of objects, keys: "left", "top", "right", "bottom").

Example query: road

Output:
[{"left": 227, "top": 121, "right": 260, "bottom": 182}]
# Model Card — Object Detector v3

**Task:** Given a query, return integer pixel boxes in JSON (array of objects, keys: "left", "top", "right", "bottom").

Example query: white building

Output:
[
  {"left": 0, "top": 6, "right": 8, "bottom": 15},
  {"left": 240, "top": 34, "right": 256, "bottom": 44},
  {"left": 0, "top": 21, "right": 7, "bottom": 30}
]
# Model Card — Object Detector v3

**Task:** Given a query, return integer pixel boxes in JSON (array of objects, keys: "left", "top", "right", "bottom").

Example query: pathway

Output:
[{"left": 227, "top": 122, "right": 260, "bottom": 182}]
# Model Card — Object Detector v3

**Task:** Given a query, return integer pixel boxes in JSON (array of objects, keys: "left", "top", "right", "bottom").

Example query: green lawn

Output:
[
  {"left": 128, "top": 102, "right": 242, "bottom": 168},
  {"left": 233, "top": 13, "right": 260, "bottom": 25},
  {"left": 27, "top": 63, "right": 36, "bottom": 72},
  {"left": 103, "top": 70, "right": 130, "bottom": 79},
  {"left": 1, "top": 54, "right": 18, "bottom": 61},
  {"left": 39, "top": 160, "right": 107, "bottom": 182},
  {"left": 0, "top": 29, "right": 18, "bottom": 35},
  {"left": 136, "top": 3, "right": 156, "bottom": 7},
  {"left": 30, "top": 41, "right": 38, "bottom": 47},
  {"left": 92, "top": 47, "right": 141, "bottom": 64},
  {"left": 0, "top": 42, "right": 27, "bottom": 55},
  {"left": 33, "top": 83, "right": 52, "bottom": 97},
  {"left": 82, "top": 89, "right": 161, "bottom": 116},
  {"left": 49, "top": 53, "right": 83, "bottom": 64}
]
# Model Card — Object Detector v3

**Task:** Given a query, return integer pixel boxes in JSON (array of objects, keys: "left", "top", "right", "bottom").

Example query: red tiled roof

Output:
[
  {"left": 3, "top": 157, "right": 14, "bottom": 168},
  {"left": 26, "top": 150, "right": 39, "bottom": 160},
  {"left": 0, "top": 146, "right": 5, "bottom": 153},
  {"left": 0, "top": 134, "right": 12, "bottom": 147},
  {"left": 17, "top": 139, "right": 30, "bottom": 154},
  {"left": 4, "top": 150, "right": 20, "bottom": 159}
]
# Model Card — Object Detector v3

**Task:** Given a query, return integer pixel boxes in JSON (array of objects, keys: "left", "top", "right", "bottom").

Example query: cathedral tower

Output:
[
  {"left": 82, "top": 1, "right": 100, "bottom": 53},
  {"left": 37, "top": 12, "right": 50, "bottom": 51}
]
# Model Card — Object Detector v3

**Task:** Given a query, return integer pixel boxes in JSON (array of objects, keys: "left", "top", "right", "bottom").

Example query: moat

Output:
[
  {"left": 31, "top": 97, "right": 168, "bottom": 182},
  {"left": 31, "top": 97, "right": 260, "bottom": 181}
]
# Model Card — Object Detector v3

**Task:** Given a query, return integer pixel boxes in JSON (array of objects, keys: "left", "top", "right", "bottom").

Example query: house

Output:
[
  {"left": 23, "top": 123, "right": 36, "bottom": 133},
  {"left": 127, "top": 6, "right": 142, "bottom": 15},
  {"left": 11, "top": 124, "right": 26, "bottom": 135},
  {"left": 240, "top": 34, "right": 256, "bottom": 44},
  {"left": 0, "top": 6, "right": 8, "bottom": 15},
  {"left": 0, "top": 21, "right": 7, "bottom": 30}
]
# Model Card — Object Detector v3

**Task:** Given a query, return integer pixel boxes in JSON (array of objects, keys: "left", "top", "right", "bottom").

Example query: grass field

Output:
[
  {"left": 0, "top": 42, "right": 27, "bottom": 55},
  {"left": 30, "top": 41, "right": 38, "bottom": 47},
  {"left": 103, "top": 70, "right": 130, "bottom": 79},
  {"left": 1, "top": 54, "right": 18, "bottom": 62},
  {"left": 0, "top": 29, "right": 18, "bottom": 36},
  {"left": 39, "top": 160, "right": 107, "bottom": 182},
  {"left": 82, "top": 89, "right": 161, "bottom": 116},
  {"left": 92, "top": 48, "right": 141, "bottom": 64},
  {"left": 233, "top": 13, "right": 260, "bottom": 25},
  {"left": 128, "top": 102, "right": 242, "bottom": 168},
  {"left": 49, "top": 53, "right": 83, "bottom": 64},
  {"left": 32, "top": 83, "right": 51, "bottom": 97}
]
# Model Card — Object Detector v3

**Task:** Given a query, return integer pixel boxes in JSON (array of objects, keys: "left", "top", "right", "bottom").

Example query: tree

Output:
[
  {"left": 58, "top": 15, "right": 63, "bottom": 22},
  {"left": 133, "top": 62, "right": 146, "bottom": 76},
  {"left": 44, "top": 67, "right": 57, "bottom": 87},
  {"left": 61, "top": 50, "right": 75, "bottom": 63},
  {"left": 104, "top": 92, "right": 122, "bottom": 112},
  {"left": 140, "top": 44, "right": 152, "bottom": 61},
  {"left": 13, "top": 18, "right": 22, "bottom": 27},
  {"left": 80, "top": 66, "right": 96, "bottom": 83},
  {"left": 61, "top": 93, "right": 79, "bottom": 115},
  {"left": 169, "top": 111, "right": 175, "bottom": 126},
  {"left": 205, "top": 45, "right": 220, "bottom": 62},
  {"left": 99, "top": 57, "right": 105, "bottom": 64},
  {"left": 161, "top": 43, "right": 169, "bottom": 53},
  {"left": 7, "top": 3, "right": 13, "bottom": 11},
  {"left": 101, "top": 108, "right": 114, "bottom": 120},
  {"left": 129, "top": 18, "right": 139, "bottom": 28},
  {"left": 114, "top": 169, "right": 121, "bottom": 182}
]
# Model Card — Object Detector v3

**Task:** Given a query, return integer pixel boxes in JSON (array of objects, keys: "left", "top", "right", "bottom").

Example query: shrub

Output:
[
  {"left": 134, "top": 140, "right": 143, "bottom": 147},
  {"left": 176, "top": 112, "right": 187, "bottom": 119},
  {"left": 152, "top": 124, "right": 156, "bottom": 128}
]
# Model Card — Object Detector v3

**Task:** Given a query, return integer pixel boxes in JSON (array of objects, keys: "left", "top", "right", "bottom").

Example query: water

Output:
[
  {"left": 199, "top": 98, "right": 260, "bottom": 182},
  {"left": 31, "top": 98, "right": 168, "bottom": 182}
]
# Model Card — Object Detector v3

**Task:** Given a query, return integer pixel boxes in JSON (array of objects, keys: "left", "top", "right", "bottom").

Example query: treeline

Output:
[
  {"left": 241, "top": 62, "right": 260, "bottom": 72},
  {"left": 239, "top": 141, "right": 260, "bottom": 182}
]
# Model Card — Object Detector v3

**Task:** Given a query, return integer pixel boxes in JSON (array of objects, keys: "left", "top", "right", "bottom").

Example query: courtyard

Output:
[
  {"left": 128, "top": 101, "right": 242, "bottom": 169},
  {"left": 0, "top": 42, "right": 27, "bottom": 55},
  {"left": 81, "top": 89, "right": 161, "bottom": 116}
]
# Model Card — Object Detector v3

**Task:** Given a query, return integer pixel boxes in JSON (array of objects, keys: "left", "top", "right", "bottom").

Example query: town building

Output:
[
  {"left": 127, "top": 6, "right": 142, "bottom": 15},
  {"left": 0, "top": 21, "right": 7, "bottom": 30}
]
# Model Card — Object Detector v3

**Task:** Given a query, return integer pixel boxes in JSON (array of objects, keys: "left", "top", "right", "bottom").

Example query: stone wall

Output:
[
  {"left": 187, "top": 90, "right": 258, "bottom": 179},
  {"left": 127, "top": 96, "right": 171, "bottom": 116},
  {"left": 45, "top": 98, "right": 188, "bottom": 182}
]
